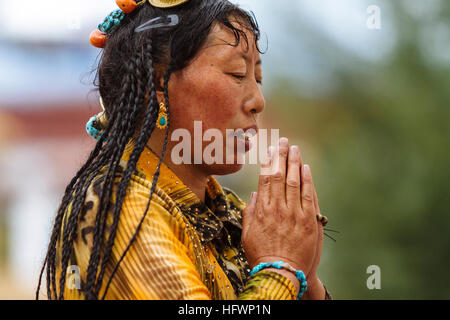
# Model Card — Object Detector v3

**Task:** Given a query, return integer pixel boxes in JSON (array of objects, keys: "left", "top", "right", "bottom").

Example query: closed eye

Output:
[
  {"left": 231, "top": 74, "right": 263, "bottom": 85},
  {"left": 231, "top": 74, "right": 245, "bottom": 80}
]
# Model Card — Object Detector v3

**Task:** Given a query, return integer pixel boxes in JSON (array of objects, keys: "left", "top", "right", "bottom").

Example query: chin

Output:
[
  {"left": 202, "top": 161, "right": 245, "bottom": 176},
  {"left": 200, "top": 146, "right": 249, "bottom": 175}
]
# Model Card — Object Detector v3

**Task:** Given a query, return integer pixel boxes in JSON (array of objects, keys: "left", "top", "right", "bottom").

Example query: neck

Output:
[{"left": 146, "top": 130, "right": 210, "bottom": 203}]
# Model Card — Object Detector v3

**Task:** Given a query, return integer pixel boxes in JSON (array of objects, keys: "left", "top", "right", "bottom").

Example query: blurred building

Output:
[
  {"left": 0, "top": 0, "right": 108, "bottom": 297},
  {"left": 0, "top": 101, "right": 96, "bottom": 298}
]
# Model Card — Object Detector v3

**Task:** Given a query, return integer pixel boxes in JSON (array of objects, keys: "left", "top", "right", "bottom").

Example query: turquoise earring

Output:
[{"left": 156, "top": 101, "right": 168, "bottom": 129}]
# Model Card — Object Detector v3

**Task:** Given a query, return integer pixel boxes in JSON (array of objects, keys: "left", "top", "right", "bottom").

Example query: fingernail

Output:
[
  {"left": 303, "top": 164, "right": 310, "bottom": 176},
  {"left": 279, "top": 137, "right": 288, "bottom": 147},
  {"left": 290, "top": 145, "right": 299, "bottom": 156},
  {"left": 262, "top": 147, "right": 272, "bottom": 166},
  {"left": 251, "top": 192, "right": 257, "bottom": 203}
]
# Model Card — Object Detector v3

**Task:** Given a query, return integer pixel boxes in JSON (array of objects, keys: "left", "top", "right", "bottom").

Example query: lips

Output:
[
  {"left": 236, "top": 131, "right": 254, "bottom": 141},
  {"left": 229, "top": 125, "right": 258, "bottom": 139},
  {"left": 243, "top": 125, "right": 258, "bottom": 135},
  {"left": 231, "top": 125, "right": 258, "bottom": 152}
]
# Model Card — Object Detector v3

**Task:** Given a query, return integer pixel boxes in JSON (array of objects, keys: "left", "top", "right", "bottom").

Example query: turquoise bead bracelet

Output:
[{"left": 250, "top": 261, "right": 307, "bottom": 299}]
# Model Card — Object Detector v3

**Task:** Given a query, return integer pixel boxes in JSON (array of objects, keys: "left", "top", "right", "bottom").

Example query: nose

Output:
[{"left": 244, "top": 81, "right": 265, "bottom": 116}]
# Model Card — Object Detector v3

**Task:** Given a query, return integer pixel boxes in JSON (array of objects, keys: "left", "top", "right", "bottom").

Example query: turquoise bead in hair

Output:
[
  {"left": 98, "top": 9, "right": 126, "bottom": 34},
  {"left": 86, "top": 116, "right": 104, "bottom": 141}
]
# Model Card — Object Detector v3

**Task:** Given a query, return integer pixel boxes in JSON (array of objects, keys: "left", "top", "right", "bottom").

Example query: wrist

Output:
[
  {"left": 264, "top": 268, "right": 300, "bottom": 297},
  {"left": 250, "top": 260, "right": 307, "bottom": 299},
  {"left": 300, "top": 276, "right": 325, "bottom": 300},
  {"left": 252, "top": 256, "right": 307, "bottom": 275}
]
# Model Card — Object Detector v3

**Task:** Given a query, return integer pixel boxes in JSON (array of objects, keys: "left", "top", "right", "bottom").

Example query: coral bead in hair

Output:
[
  {"left": 116, "top": 0, "right": 138, "bottom": 14},
  {"left": 89, "top": 29, "right": 107, "bottom": 48}
]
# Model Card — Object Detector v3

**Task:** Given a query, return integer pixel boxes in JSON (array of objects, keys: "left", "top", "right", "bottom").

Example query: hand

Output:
[
  {"left": 300, "top": 276, "right": 326, "bottom": 300},
  {"left": 298, "top": 166, "right": 326, "bottom": 299},
  {"left": 303, "top": 166, "right": 324, "bottom": 281},
  {"left": 241, "top": 137, "right": 318, "bottom": 284}
]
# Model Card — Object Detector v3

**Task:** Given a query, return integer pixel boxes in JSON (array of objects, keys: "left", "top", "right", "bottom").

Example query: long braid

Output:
[
  {"left": 83, "top": 58, "right": 141, "bottom": 299},
  {"left": 41, "top": 129, "right": 110, "bottom": 299},
  {"left": 36, "top": 119, "right": 113, "bottom": 299},
  {"left": 93, "top": 49, "right": 149, "bottom": 297},
  {"left": 101, "top": 38, "right": 172, "bottom": 299},
  {"left": 56, "top": 52, "right": 136, "bottom": 299},
  {"left": 54, "top": 84, "right": 128, "bottom": 299},
  {"left": 57, "top": 105, "right": 127, "bottom": 299}
]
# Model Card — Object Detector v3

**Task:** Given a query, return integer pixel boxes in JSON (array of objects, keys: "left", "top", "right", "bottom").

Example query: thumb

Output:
[{"left": 242, "top": 192, "right": 257, "bottom": 228}]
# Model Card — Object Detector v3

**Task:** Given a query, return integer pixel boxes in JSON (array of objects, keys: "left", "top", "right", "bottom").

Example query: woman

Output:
[{"left": 37, "top": 0, "right": 332, "bottom": 300}]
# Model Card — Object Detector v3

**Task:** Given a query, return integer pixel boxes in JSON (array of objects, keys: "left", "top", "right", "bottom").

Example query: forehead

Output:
[{"left": 201, "top": 20, "right": 260, "bottom": 61}]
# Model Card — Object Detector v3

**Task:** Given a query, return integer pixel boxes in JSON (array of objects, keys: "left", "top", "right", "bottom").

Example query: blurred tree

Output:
[{"left": 228, "top": 0, "right": 450, "bottom": 299}]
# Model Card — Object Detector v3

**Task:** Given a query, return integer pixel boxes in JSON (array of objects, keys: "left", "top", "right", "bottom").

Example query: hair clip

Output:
[{"left": 135, "top": 14, "right": 179, "bottom": 33}]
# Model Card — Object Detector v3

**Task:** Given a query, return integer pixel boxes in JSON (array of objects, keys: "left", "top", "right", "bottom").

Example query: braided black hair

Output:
[{"left": 36, "top": 0, "right": 263, "bottom": 300}]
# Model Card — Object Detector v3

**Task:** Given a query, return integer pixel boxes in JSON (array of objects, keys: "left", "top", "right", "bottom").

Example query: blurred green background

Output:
[
  {"left": 0, "top": 0, "right": 449, "bottom": 299},
  {"left": 225, "top": 0, "right": 450, "bottom": 299}
]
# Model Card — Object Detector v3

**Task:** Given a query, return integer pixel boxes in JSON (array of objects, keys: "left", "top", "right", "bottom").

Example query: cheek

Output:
[
  {"left": 170, "top": 71, "right": 241, "bottom": 132},
  {"left": 200, "top": 81, "right": 240, "bottom": 128}
]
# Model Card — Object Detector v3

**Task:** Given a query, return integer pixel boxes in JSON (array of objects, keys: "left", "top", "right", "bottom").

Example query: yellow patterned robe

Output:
[{"left": 55, "top": 142, "right": 328, "bottom": 300}]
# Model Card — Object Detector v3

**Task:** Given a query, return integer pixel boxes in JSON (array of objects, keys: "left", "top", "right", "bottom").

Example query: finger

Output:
[
  {"left": 313, "top": 187, "right": 323, "bottom": 242},
  {"left": 317, "top": 219, "right": 324, "bottom": 242},
  {"left": 298, "top": 148, "right": 304, "bottom": 207},
  {"left": 286, "top": 145, "right": 301, "bottom": 211},
  {"left": 312, "top": 180, "right": 328, "bottom": 227},
  {"left": 301, "top": 164, "right": 316, "bottom": 219},
  {"left": 270, "top": 137, "right": 289, "bottom": 206},
  {"left": 258, "top": 147, "right": 274, "bottom": 206},
  {"left": 312, "top": 176, "right": 320, "bottom": 215},
  {"left": 310, "top": 221, "right": 323, "bottom": 279},
  {"left": 242, "top": 192, "right": 257, "bottom": 238},
  {"left": 316, "top": 219, "right": 324, "bottom": 261}
]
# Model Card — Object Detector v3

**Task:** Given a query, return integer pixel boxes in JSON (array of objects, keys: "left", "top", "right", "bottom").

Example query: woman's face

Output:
[{"left": 155, "top": 19, "right": 265, "bottom": 176}]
